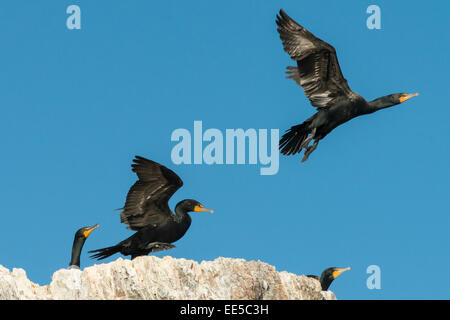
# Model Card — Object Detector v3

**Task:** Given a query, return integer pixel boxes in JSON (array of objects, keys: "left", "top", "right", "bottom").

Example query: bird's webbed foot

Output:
[
  {"left": 301, "top": 140, "right": 319, "bottom": 162},
  {"left": 300, "top": 128, "right": 317, "bottom": 150},
  {"left": 144, "top": 242, "right": 176, "bottom": 253}
]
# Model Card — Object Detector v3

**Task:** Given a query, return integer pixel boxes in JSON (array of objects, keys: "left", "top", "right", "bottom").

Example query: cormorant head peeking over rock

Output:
[
  {"left": 308, "top": 266, "right": 351, "bottom": 291},
  {"left": 69, "top": 224, "right": 99, "bottom": 269}
]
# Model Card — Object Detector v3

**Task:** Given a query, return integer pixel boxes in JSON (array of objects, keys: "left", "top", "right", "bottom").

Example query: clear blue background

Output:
[{"left": 0, "top": 0, "right": 448, "bottom": 300}]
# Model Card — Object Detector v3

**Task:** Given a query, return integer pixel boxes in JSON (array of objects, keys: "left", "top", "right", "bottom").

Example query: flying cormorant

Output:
[
  {"left": 276, "top": 9, "right": 419, "bottom": 162},
  {"left": 69, "top": 224, "right": 99, "bottom": 269},
  {"left": 89, "top": 156, "right": 213, "bottom": 260},
  {"left": 307, "top": 267, "right": 351, "bottom": 291}
]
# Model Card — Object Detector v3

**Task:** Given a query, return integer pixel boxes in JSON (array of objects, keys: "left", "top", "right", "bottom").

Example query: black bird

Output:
[
  {"left": 89, "top": 156, "right": 213, "bottom": 260},
  {"left": 276, "top": 9, "right": 419, "bottom": 162},
  {"left": 69, "top": 224, "right": 99, "bottom": 269},
  {"left": 307, "top": 266, "right": 351, "bottom": 291}
]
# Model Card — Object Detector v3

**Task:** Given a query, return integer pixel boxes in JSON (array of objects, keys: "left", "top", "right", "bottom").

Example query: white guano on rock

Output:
[{"left": 0, "top": 256, "right": 336, "bottom": 300}]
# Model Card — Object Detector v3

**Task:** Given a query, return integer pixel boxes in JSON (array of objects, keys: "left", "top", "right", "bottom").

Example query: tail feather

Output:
[
  {"left": 89, "top": 245, "right": 121, "bottom": 261},
  {"left": 279, "top": 122, "right": 311, "bottom": 155}
]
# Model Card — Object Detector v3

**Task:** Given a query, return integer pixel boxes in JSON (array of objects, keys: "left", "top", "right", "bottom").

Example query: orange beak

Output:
[
  {"left": 83, "top": 224, "right": 100, "bottom": 238},
  {"left": 194, "top": 205, "right": 214, "bottom": 213},
  {"left": 399, "top": 92, "right": 419, "bottom": 103},
  {"left": 332, "top": 266, "right": 351, "bottom": 279}
]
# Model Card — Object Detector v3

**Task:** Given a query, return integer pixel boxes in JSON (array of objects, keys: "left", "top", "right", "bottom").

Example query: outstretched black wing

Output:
[
  {"left": 276, "top": 9, "right": 353, "bottom": 109},
  {"left": 119, "top": 156, "right": 183, "bottom": 231}
]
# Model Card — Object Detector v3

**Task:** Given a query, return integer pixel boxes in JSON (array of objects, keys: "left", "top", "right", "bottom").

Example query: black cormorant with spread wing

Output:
[
  {"left": 307, "top": 267, "right": 351, "bottom": 291},
  {"left": 69, "top": 224, "right": 99, "bottom": 269},
  {"left": 276, "top": 9, "right": 419, "bottom": 162},
  {"left": 89, "top": 156, "right": 213, "bottom": 260}
]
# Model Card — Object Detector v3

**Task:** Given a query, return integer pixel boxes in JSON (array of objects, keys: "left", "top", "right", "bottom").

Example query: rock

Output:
[{"left": 0, "top": 256, "right": 336, "bottom": 300}]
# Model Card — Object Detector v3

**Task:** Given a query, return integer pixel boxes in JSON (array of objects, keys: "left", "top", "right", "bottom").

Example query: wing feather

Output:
[
  {"left": 119, "top": 156, "right": 183, "bottom": 231},
  {"left": 276, "top": 9, "right": 353, "bottom": 109}
]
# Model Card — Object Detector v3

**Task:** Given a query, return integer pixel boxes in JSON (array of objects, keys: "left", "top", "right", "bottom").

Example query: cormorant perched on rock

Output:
[
  {"left": 69, "top": 224, "right": 99, "bottom": 269},
  {"left": 276, "top": 9, "right": 419, "bottom": 162},
  {"left": 89, "top": 156, "right": 213, "bottom": 260},
  {"left": 307, "top": 267, "right": 351, "bottom": 290}
]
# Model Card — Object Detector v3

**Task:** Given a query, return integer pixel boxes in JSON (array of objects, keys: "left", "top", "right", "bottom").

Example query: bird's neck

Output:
[
  {"left": 69, "top": 237, "right": 86, "bottom": 268},
  {"left": 367, "top": 96, "right": 396, "bottom": 112},
  {"left": 174, "top": 203, "right": 192, "bottom": 227},
  {"left": 320, "top": 276, "right": 332, "bottom": 291}
]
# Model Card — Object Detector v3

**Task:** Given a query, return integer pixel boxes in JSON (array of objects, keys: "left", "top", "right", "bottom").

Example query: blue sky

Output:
[{"left": 0, "top": 1, "right": 448, "bottom": 299}]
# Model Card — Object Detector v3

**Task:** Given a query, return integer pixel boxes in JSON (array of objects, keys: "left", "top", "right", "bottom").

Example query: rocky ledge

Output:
[{"left": 0, "top": 256, "right": 335, "bottom": 300}]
